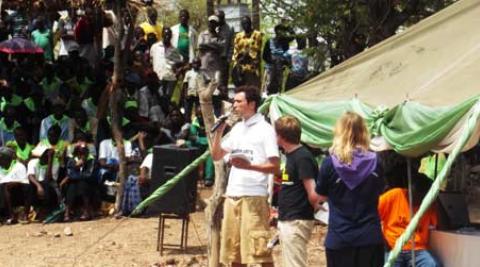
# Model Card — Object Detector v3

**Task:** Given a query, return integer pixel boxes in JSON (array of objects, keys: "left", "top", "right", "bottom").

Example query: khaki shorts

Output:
[
  {"left": 220, "top": 196, "right": 273, "bottom": 265},
  {"left": 278, "top": 220, "right": 315, "bottom": 267}
]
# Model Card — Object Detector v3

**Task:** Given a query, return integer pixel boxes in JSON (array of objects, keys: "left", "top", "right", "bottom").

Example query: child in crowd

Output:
[
  {"left": 62, "top": 144, "right": 95, "bottom": 221},
  {"left": 6, "top": 127, "right": 33, "bottom": 166},
  {"left": 28, "top": 145, "right": 60, "bottom": 219},
  {"left": 183, "top": 58, "right": 201, "bottom": 122}
]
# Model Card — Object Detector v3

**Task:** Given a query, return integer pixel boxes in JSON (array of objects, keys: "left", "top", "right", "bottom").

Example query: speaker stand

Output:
[{"left": 157, "top": 213, "right": 190, "bottom": 255}]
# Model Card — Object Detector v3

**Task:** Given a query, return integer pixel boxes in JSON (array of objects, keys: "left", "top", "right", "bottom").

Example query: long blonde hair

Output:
[{"left": 330, "top": 111, "right": 370, "bottom": 164}]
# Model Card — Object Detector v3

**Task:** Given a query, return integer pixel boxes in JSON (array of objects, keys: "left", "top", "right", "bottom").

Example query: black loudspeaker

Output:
[{"left": 146, "top": 145, "right": 200, "bottom": 216}]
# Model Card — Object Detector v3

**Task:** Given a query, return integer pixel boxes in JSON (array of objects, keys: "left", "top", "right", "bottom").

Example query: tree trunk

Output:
[
  {"left": 207, "top": 0, "right": 215, "bottom": 16},
  {"left": 252, "top": 0, "right": 260, "bottom": 30},
  {"left": 112, "top": 0, "right": 127, "bottom": 214},
  {"left": 198, "top": 80, "right": 227, "bottom": 267}
]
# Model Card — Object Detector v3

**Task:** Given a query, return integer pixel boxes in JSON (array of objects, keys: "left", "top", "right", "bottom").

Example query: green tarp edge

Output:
[
  {"left": 384, "top": 100, "right": 480, "bottom": 266},
  {"left": 268, "top": 94, "right": 479, "bottom": 156}
]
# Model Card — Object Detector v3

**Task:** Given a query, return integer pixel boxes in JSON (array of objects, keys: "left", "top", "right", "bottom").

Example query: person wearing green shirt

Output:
[
  {"left": 0, "top": 105, "right": 21, "bottom": 145},
  {"left": 40, "top": 64, "right": 62, "bottom": 103},
  {"left": 6, "top": 127, "right": 33, "bottom": 165},
  {"left": 171, "top": 9, "right": 197, "bottom": 63},
  {"left": 0, "top": 85, "right": 23, "bottom": 112},
  {"left": 34, "top": 125, "right": 68, "bottom": 167},
  {"left": 31, "top": 16, "right": 53, "bottom": 62},
  {"left": 39, "top": 101, "right": 71, "bottom": 141}
]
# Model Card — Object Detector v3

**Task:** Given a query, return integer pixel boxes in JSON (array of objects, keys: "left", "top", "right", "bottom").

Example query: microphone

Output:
[{"left": 210, "top": 112, "right": 231, "bottom": 133}]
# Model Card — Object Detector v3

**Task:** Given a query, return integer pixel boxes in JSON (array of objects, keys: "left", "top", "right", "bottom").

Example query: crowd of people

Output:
[{"left": 0, "top": 1, "right": 443, "bottom": 267}]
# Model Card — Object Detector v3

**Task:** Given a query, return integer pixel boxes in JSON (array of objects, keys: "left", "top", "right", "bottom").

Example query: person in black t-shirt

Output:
[{"left": 275, "top": 115, "right": 324, "bottom": 267}]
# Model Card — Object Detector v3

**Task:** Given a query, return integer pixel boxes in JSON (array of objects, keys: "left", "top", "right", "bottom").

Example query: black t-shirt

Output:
[{"left": 278, "top": 146, "right": 317, "bottom": 221}]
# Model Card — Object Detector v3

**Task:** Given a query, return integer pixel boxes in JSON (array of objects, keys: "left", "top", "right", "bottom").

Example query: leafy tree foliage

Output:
[{"left": 262, "top": 0, "right": 456, "bottom": 70}]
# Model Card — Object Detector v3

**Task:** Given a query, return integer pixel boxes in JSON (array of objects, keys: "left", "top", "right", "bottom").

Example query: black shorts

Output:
[{"left": 326, "top": 244, "right": 384, "bottom": 267}]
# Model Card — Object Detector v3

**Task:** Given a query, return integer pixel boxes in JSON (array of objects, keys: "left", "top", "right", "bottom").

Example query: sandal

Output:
[
  {"left": 79, "top": 214, "right": 91, "bottom": 221},
  {"left": 6, "top": 218, "right": 17, "bottom": 225}
]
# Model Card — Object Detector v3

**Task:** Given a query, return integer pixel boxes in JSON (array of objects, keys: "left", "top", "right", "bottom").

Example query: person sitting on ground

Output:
[
  {"left": 40, "top": 64, "right": 62, "bottom": 105},
  {"left": 160, "top": 107, "right": 190, "bottom": 145},
  {"left": 28, "top": 145, "right": 60, "bottom": 220},
  {"left": 0, "top": 105, "right": 21, "bottom": 146},
  {"left": 6, "top": 127, "right": 33, "bottom": 166},
  {"left": 275, "top": 115, "right": 324, "bottom": 267},
  {"left": 39, "top": 100, "right": 71, "bottom": 141},
  {"left": 98, "top": 132, "right": 133, "bottom": 185},
  {"left": 68, "top": 108, "right": 97, "bottom": 143},
  {"left": 137, "top": 71, "right": 167, "bottom": 125},
  {"left": 0, "top": 147, "right": 31, "bottom": 224},
  {"left": 37, "top": 125, "right": 69, "bottom": 168},
  {"left": 0, "top": 79, "right": 23, "bottom": 113},
  {"left": 62, "top": 144, "right": 95, "bottom": 221},
  {"left": 379, "top": 174, "right": 441, "bottom": 267}
]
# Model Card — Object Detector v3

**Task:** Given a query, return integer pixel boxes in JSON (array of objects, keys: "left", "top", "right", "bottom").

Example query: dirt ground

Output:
[{"left": 0, "top": 187, "right": 327, "bottom": 267}]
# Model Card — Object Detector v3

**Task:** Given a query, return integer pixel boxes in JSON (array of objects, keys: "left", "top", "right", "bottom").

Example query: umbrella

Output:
[{"left": 0, "top": 37, "right": 44, "bottom": 54}]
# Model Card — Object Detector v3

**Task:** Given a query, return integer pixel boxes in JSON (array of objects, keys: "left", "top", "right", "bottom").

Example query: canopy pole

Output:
[{"left": 407, "top": 158, "right": 416, "bottom": 267}]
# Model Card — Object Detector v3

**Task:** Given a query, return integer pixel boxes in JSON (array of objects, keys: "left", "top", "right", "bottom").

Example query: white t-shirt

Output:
[
  {"left": 150, "top": 42, "right": 183, "bottom": 81},
  {"left": 0, "top": 161, "right": 28, "bottom": 184},
  {"left": 27, "top": 158, "right": 60, "bottom": 182},
  {"left": 98, "top": 139, "right": 133, "bottom": 161},
  {"left": 221, "top": 113, "right": 279, "bottom": 196},
  {"left": 140, "top": 153, "right": 153, "bottom": 179},
  {"left": 183, "top": 69, "right": 201, "bottom": 96}
]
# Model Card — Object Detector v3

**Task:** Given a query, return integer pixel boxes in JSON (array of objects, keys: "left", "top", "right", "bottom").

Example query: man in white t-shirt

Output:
[
  {"left": 211, "top": 85, "right": 279, "bottom": 267},
  {"left": 27, "top": 146, "right": 60, "bottom": 217},
  {"left": 150, "top": 27, "right": 183, "bottom": 99},
  {"left": 0, "top": 147, "right": 31, "bottom": 224}
]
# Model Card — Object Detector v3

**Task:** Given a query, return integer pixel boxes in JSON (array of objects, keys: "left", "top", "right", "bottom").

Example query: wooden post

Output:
[
  {"left": 111, "top": 0, "right": 127, "bottom": 214},
  {"left": 252, "top": 0, "right": 260, "bottom": 30},
  {"left": 198, "top": 79, "right": 227, "bottom": 267}
]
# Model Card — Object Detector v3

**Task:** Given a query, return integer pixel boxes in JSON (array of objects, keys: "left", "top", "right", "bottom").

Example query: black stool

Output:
[{"left": 157, "top": 213, "right": 190, "bottom": 255}]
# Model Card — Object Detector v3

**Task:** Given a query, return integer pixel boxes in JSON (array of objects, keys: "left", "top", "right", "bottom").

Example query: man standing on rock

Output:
[{"left": 211, "top": 85, "right": 279, "bottom": 267}]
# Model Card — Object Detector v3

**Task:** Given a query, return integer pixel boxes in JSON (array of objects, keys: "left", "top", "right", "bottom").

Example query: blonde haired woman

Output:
[{"left": 316, "top": 111, "right": 385, "bottom": 267}]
